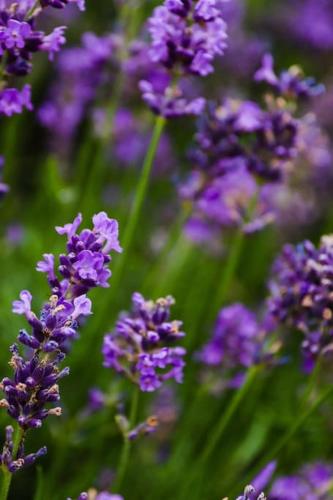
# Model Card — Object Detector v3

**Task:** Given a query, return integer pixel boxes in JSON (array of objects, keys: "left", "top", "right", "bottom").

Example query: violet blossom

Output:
[
  {"left": 267, "top": 235, "right": 333, "bottom": 372},
  {"left": 180, "top": 56, "right": 324, "bottom": 244},
  {"left": 0, "top": 212, "right": 121, "bottom": 472},
  {"left": 0, "top": 0, "right": 84, "bottom": 116},
  {"left": 247, "top": 461, "right": 333, "bottom": 499},
  {"left": 102, "top": 293, "right": 186, "bottom": 392},
  {"left": 197, "top": 303, "right": 268, "bottom": 391},
  {"left": 140, "top": 0, "right": 228, "bottom": 117}
]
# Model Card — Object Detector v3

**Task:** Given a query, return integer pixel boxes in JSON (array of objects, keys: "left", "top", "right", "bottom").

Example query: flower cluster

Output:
[
  {"left": 197, "top": 304, "right": 267, "bottom": 391},
  {"left": 180, "top": 56, "right": 325, "bottom": 242},
  {"left": 102, "top": 293, "right": 186, "bottom": 392},
  {"left": 267, "top": 235, "right": 333, "bottom": 372},
  {"left": 0, "top": 425, "right": 46, "bottom": 473},
  {"left": 38, "top": 211, "right": 122, "bottom": 299},
  {"left": 0, "top": 212, "right": 121, "bottom": 471},
  {"left": 254, "top": 54, "right": 324, "bottom": 100},
  {"left": 0, "top": 0, "right": 84, "bottom": 116},
  {"left": 140, "top": 0, "right": 228, "bottom": 117},
  {"left": 148, "top": 0, "right": 228, "bottom": 77}
]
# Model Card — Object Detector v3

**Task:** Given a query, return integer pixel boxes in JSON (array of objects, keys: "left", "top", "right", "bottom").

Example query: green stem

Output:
[
  {"left": 261, "top": 383, "right": 333, "bottom": 466},
  {"left": 301, "top": 358, "right": 322, "bottom": 410},
  {"left": 0, "top": 426, "right": 24, "bottom": 500},
  {"left": 211, "top": 229, "right": 245, "bottom": 318},
  {"left": 180, "top": 366, "right": 259, "bottom": 499},
  {"left": 110, "top": 115, "right": 166, "bottom": 294},
  {"left": 114, "top": 388, "right": 140, "bottom": 491},
  {"left": 201, "top": 366, "right": 259, "bottom": 464},
  {"left": 142, "top": 203, "right": 192, "bottom": 294}
]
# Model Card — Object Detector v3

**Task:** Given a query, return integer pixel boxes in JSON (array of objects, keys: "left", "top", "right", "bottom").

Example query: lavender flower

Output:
[
  {"left": 182, "top": 161, "right": 275, "bottom": 241},
  {"left": 140, "top": 0, "right": 228, "bottom": 117},
  {"left": 254, "top": 54, "right": 324, "bottom": 99},
  {"left": 103, "top": 293, "right": 186, "bottom": 392},
  {"left": 180, "top": 56, "right": 324, "bottom": 243},
  {"left": 0, "top": 85, "right": 32, "bottom": 116},
  {"left": 252, "top": 461, "right": 333, "bottom": 499},
  {"left": 0, "top": 212, "right": 121, "bottom": 472},
  {"left": 147, "top": 0, "right": 227, "bottom": 77},
  {"left": 197, "top": 303, "right": 267, "bottom": 391},
  {"left": 269, "top": 462, "right": 333, "bottom": 499},
  {"left": 139, "top": 79, "right": 206, "bottom": 118},
  {"left": 0, "top": 425, "right": 47, "bottom": 473},
  {"left": 267, "top": 235, "right": 333, "bottom": 372},
  {"left": 127, "top": 415, "right": 159, "bottom": 441},
  {"left": 0, "top": 0, "right": 84, "bottom": 116},
  {"left": 87, "top": 388, "right": 106, "bottom": 413}
]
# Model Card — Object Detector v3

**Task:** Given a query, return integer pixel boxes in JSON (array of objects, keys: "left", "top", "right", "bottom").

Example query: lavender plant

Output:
[
  {"left": 0, "top": 0, "right": 333, "bottom": 498},
  {"left": 0, "top": 212, "right": 121, "bottom": 498}
]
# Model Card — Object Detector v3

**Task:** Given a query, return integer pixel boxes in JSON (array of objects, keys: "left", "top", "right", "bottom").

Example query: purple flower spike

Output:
[
  {"left": 0, "top": 426, "right": 47, "bottom": 473},
  {"left": 0, "top": 0, "right": 83, "bottom": 117},
  {"left": 197, "top": 303, "right": 268, "bottom": 392},
  {"left": 0, "top": 86, "right": 32, "bottom": 117},
  {"left": 1, "top": 212, "right": 120, "bottom": 473},
  {"left": 103, "top": 293, "right": 186, "bottom": 392},
  {"left": 267, "top": 235, "right": 333, "bottom": 371},
  {"left": 148, "top": 0, "right": 227, "bottom": 76},
  {"left": 141, "top": 0, "right": 228, "bottom": 117},
  {"left": 44, "top": 212, "right": 122, "bottom": 295}
]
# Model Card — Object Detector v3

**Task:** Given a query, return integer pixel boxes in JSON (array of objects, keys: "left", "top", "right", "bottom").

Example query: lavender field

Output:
[{"left": 0, "top": 0, "right": 333, "bottom": 499}]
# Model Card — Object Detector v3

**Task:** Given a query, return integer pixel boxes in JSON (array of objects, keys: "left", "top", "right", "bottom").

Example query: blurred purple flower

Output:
[
  {"left": 270, "top": 462, "right": 333, "bottom": 499},
  {"left": 0, "top": 85, "right": 32, "bottom": 117},
  {"left": 267, "top": 235, "right": 333, "bottom": 372},
  {"left": 197, "top": 303, "right": 268, "bottom": 391}
]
